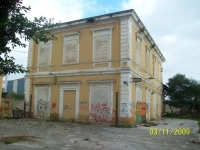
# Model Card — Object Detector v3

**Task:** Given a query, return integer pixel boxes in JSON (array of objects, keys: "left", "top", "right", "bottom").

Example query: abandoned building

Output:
[{"left": 25, "top": 9, "right": 165, "bottom": 125}]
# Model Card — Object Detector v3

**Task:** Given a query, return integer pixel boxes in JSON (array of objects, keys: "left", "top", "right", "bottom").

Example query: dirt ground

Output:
[{"left": 0, "top": 118, "right": 200, "bottom": 150}]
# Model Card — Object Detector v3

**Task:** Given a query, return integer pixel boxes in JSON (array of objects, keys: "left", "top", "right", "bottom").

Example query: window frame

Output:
[
  {"left": 91, "top": 26, "right": 113, "bottom": 62},
  {"left": 136, "top": 35, "right": 142, "bottom": 66},
  {"left": 37, "top": 41, "right": 52, "bottom": 67},
  {"left": 62, "top": 32, "right": 80, "bottom": 65}
]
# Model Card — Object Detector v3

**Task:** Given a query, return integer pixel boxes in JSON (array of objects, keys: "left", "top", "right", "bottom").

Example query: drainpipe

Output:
[
  {"left": 29, "top": 39, "right": 35, "bottom": 118},
  {"left": 115, "top": 18, "right": 119, "bottom": 126}
]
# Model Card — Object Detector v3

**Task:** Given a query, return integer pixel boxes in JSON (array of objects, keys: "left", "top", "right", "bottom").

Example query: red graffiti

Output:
[
  {"left": 51, "top": 103, "right": 56, "bottom": 108},
  {"left": 112, "top": 109, "right": 116, "bottom": 115},
  {"left": 80, "top": 104, "right": 88, "bottom": 111},
  {"left": 102, "top": 102, "right": 110, "bottom": 111},
  {"left": 90, "top": 102, "right": 113, "bottom": 125}
]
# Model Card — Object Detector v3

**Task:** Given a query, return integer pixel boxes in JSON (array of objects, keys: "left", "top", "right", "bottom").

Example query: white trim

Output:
[
  {"left": 91, "top": 26, "right": 113, "bottom": 32},
  {"left": 62, "top": 32, "right": 80, "bottom": 37},
  {"left": 87, "top": 79, "right": 115, "bottom": 83},
  {"left": 27, "top": 40, "right": 33, "bottom": 67},
  {"left": 93, "top": 62, "right": 111, "bottom": 68},
  {"left": 59, "top": 84, "right": 80, "bottom": 119},
  {"left": 58, "top": 81, "right": 81, "bottom": 84},
  {"left": 33, "top": 82, "right": 52, "bottom": 85}
]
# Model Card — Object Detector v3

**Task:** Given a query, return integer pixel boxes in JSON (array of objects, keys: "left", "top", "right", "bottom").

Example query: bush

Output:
[{"left": 9, "top": 92, "right": 24, "bottom": 100}]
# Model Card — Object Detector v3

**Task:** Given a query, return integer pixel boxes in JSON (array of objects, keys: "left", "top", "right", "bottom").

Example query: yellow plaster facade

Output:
[{"left": 25, "top": 9, "right": 165, "bottom": 125}]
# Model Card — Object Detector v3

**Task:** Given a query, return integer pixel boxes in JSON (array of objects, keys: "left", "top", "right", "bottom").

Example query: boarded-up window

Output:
[
  {"left": 146, "top": 48, "right": 150, "bottom": 73},
  {"left": 38, "top": 42, "right": 51, "bottom": 66},
  {"left": 92, "top": 28, "right": 112, "bottom": 62},
  {"left": 63, "top": 33, "right": 79, "bottom": 64},
  {"left": 136, "top": 85, "right": 142, "bottom": 102},
  {"left": 153, "top": 56, "right": 156, "bottom": 78},
  {"left": 158, "top": 63, "right": 161, "bottom": 81},
  {"left": 136, "top": 37, "right": 142, "bottom": 66}
]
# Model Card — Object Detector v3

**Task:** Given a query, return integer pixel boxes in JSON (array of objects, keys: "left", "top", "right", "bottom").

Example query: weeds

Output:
[
  {"left": 46, "top": 119, "right": 64, "bottom": 122},
  {"left": 111, "top": 124, "right": 132, "bottom": 128},
  {"left": 84, "top": 138, "right": 89, "bottom": 141},
  {"left": 164, "top": 113, "right": 200, "bottom": 134},
  {"left": 0, "top": 116, "right": 13, "bottom": 120},
  {"left": 0, "top": 135, "right": 38, "bottom": 144},
  {"left": 4, "top": 141, "right": 13, "bottom": 144}
]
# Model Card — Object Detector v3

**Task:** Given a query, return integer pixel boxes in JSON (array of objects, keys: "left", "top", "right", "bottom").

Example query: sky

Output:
[{"left": 7, "top": 0, "right": 200, "bottom": 84}]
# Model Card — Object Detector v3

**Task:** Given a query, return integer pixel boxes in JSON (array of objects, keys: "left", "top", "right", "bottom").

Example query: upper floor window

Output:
[
  {"left": 146, "top": 47, "right": 150, "bottom": 73},
  {"left": 158, "top": 62, "right": 162, "bottom": 81},
  {"left": 37, "top": 41, "right": 52, "bottom": 66},
  {"left": 63, "top": 32, "right": 80, "bottom": 64},
  {"left": 92, "top": 27, "right": 113, "bottom": 62},
  {"left": 153, "top": 55, "right": 156, "bottom": 77},
  {"left": 136, "top": 36, "right": 142, "bottom": 66}
]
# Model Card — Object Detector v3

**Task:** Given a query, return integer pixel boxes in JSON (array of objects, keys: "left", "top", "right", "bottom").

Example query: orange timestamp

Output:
[{"left": 149, "top": 128, "right": 190, "bottom": 135}]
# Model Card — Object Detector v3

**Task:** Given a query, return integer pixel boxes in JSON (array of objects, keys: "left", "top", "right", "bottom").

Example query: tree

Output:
[
  {"left": 188, "top": 80, "right": 200, "bottom": 117},
  {"left": 0, "top": 0, "right": 58, "bottom": 75},
  {"left": 166, "top": 73, "right": 200, "bottom": 117},
  {"left": 166, "top": 74, "right": 191, "bottom": 115}
]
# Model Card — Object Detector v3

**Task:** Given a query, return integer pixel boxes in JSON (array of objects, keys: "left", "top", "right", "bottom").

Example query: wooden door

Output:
[{"left": 63, "top": 90, "right": 76, "bottom": 120}]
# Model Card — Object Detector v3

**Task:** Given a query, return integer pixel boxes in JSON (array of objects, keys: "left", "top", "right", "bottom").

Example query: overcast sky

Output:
[{"left": 7, "top": 0, "right": 200, "bottom": 84}]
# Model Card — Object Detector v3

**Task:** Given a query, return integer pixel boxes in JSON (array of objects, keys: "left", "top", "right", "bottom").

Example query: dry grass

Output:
[{"left": 0, "top": 135, "right": 38, "bottom": 144}]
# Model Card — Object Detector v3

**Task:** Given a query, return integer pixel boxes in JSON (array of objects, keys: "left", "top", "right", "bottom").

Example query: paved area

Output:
[{"left": 0, "top": 118, "right": 199, "bottom": 150}]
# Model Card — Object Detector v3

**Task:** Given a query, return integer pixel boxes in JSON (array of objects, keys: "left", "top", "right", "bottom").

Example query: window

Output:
[
  {"left": 38, "top": 41, "right": 52, "bottom": 66},
  {"left": 136, "top": 85, "right": 142, "bottom": 102},
  {"left": 136, "top": 36, "right": 142, "bottom": 66},
  {"left": 92, "top": 27, "right": 112, "bottom": 62},
  {"left": 158, "top": 63, "right": 161, "bottom": 81},
  {"left": 153, "top": 55, "right": 156, "bottom": 77},
  {"left": 63, "top": 33, "right": 80, "bottom": 64},
  {"left": 146, "top": 48, "right": 150, "bottom": 73}
]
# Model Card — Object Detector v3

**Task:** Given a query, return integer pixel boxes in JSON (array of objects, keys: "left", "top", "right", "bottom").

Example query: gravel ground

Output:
[{"left": 0, "top": 118, "right": 199, "bottom": 150}]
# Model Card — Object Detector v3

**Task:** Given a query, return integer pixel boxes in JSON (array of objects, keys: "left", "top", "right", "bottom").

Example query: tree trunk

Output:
[
  {"left": 170, "top": 105, "right": 173, "bottom": 114},
  {"left": 180, "top": 106, "right": 183, "bottom": 116}
]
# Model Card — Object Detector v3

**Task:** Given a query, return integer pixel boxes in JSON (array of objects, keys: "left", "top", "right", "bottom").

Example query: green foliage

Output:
[
  {"left": 0, "top": 0, "right": 58, "bottom": 75},
  {"left": 10, "top": 92, "right": 24, "bottom": 99},
  {"left": 165, "top": 73, "right": 200, "bottom": 116},
  {"left": 83, "top": 138, "right": 90, "bottom": 141},
  {"left": 46, "top": 119, "right": 64, "bottom": 122},
  {"left": 4, "top": 141, "right": 13, "bottom": 144},
  {"left": 111, "top": 124, "right": 132, "bottom": 128}
]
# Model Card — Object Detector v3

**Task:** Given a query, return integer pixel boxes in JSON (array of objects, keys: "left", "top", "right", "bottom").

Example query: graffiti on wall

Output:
[
  {"left": 136, "top": 102, "right": 146, "bottom": 124},
  {"left": 137, "top": 102, "right": 146, "bottom": 116},
  {"left": 90, "top": 102, "right": 113, "bottom": 124},
  {"left": 120, "top": 103, "right": 132, "bottom": 117},
  {"left": 51, "top": 103, "right": 56, "bottom": 109},
  {"left": 79, "top": 101, "right": 88, "bottom": 112},
  {"left": 37, "top": 99, "right": 49, "bottom": 117},
  {"left": 63, "top": 105, "right": 68, "bottom": 110}
]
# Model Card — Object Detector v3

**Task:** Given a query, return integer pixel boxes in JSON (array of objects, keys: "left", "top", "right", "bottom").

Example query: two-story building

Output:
[{"left": 25, "top": 9, "right": 165, "bottom": 125}]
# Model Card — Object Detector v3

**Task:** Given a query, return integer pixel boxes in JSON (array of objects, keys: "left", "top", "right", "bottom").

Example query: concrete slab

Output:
[{"left": 0, "top": 118, "right": 199, "bottom": 150}]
